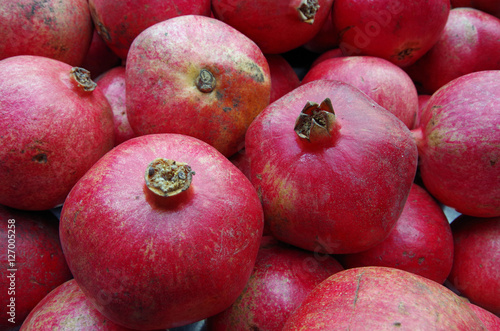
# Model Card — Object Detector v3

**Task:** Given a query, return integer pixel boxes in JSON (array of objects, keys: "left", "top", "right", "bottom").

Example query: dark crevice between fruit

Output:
[
  {"left": 297, "top": 0, "right": 320, "bottom": 24},
  {"left": 71, "top": 67, "right": 97, "bottom": 91},
  {"left": 294, "top": 98, "right": 340, "bottom": 145},
  {"left": 145, "top": 158, "right": 195, "bottom": 197},
  {"left": 196, "top": 69, "right": 216, "bottom": 93}
]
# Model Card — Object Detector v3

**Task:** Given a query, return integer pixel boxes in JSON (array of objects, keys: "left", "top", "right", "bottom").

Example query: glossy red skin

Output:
[
  {"left": 95, "top": 66, "right": 135, "bottom": 146},
  {"left": 467, "top": 303, "right": 500, "bottom": 329},
  {"left": 448, "top": 215, "right": 500, "bottom": 315},
  {"left": 126, "top": 15, "right": 271, "bottom": 157},
  {"left": 89, "top": 0, "right": 211, "bottom": 60},
  {"left": 332, "top": 0, "right": 450, "bottom": 67},
  {"left": 339, "top": 183, "right": 454, "bottom": 284},
  {"left": 0, "top": 0, "right": 92, "bottom": 66},
  {"left": 20, "top": 279, "right": 135, "bottom": 330},
  {"left": 404, "top": 8, "right": 500, "bottom": 94},
  {"left": 212, "top": 0, "right": 335, "bottom": 54},
  {"left": 0, "top": 206, "right": 72, "bottom": 330},
  {"left": 451, "top": 0, "right": 500, "bottom": 18},
  {"left": 303, "top": 12, "right": 339, "bottom": 53},
  {"left": 59, "top": 133, "right": 264, "bottom": 330},
  {"left": 412, "top": 71, "right": 500, "bottom": 217},
  {"left": 301, "top": 55, "right": 418, "bottom": 129},
  {"left": 265, "top": 54, "right": 300, "bottom": 104},
  {"left": 282, "top": 267, "right": 487, "bottom": 330},
  {"left": 81, "top": 29, "right": 122, "bottom": 79},
  {"left": 0, "top": 55, "right": 114, "bottom": 211},
  {"left": 245, "top": 79, "right": 418, "bottom": 254},
  {"left": 207, "top": 236, "right": 344, "bottom": 331}
]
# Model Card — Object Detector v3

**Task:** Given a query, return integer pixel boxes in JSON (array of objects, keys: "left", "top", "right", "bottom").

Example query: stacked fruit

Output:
[{"left": 0, "top": 0, "right": 499, "bottom": 330}]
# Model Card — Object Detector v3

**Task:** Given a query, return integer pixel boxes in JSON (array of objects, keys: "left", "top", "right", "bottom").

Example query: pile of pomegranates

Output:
[{"left": 0, "top": 0, "right": 499, "bottom": 329}]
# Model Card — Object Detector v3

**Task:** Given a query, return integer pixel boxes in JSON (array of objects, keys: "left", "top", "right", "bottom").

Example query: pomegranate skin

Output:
[
  {"left": 211, "top": 0, "right": 335, "bottom": 54},
  {"left": 339, "top": 183, "right": 454, "bottom": 284},
  {"left": 467, "top": 302, "right": 500, "bottom": 330},
  {"left": 126, "top": 15, "right": 271, "bottom": 157},
  {"left": 265, "top": 54, "right": 301, "bottom": 104},
  {"left": 20, "top": 279, "right": 134, "bottom": 330},
  {"left": 0, "top": 0, "right": 93, "bottom": 66},
  {"left": 412, "top": 70, "right": 500, "bottom": 217},
  {"left": 245, "top": 79, "right": 418, "bottom": 254},
  {"left": 81, "top": 29, "right": 122, "bottom": 80},
  {"left": 59, "top": 134, "right": 264, "bottom": 330},
  {"left": 448, "top": 215, "right": 500, "bottom": 316},
  {"left": 405, "top": 8, "right": 500, "bottom": 94},
  {"left": 282, "top": 267, "right": 487, "bottom": 330},
  {"left": 89, "top": 0, "right": 211, "bottom": 60},
  {"left": 301, "top": 55, "right": 419, "bottom": 129},
  {"left": 0, "top": 55, "right": 115, "bottom": 211},
  {"left": 451, "top": 0, "right": 500, "bottom": 18},
  {"left": 332, "top": 0, "right": 450, "bottom": 67},
  {"left": 0, "top": 206, "right": 73, "bottom": 329}
]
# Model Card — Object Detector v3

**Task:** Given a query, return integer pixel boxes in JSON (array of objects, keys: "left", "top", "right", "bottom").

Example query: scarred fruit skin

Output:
[
  {"left": 126, "top": 15, "right": 271, "bottom": 157},
  {"left": 59, "top": 134, "right": 264, "bottom": 330},
  {"left": 0, "top": 55, "right": 114, "bottom": 211},
  {"left": 0, "top": 0, "right": 93, "bottom": 66}
]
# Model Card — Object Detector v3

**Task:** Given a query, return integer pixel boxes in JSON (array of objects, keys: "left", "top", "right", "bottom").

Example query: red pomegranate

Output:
[
  {"left": 126, "top": 15, "right": 271, "bottom": 157},
  {"left": 59, "top": 133, "right": 264, "bottom": 330},
  {"left": 81, "top": 29, "right": 122, "bottom": 79},
  {"left": 416, "top": 94, "right": 432, "bottom": 128},
  {"left": 411, "top": 70, "right": 500, "bottom": 217},
  {"left": 265, "top": 54, "right": 300, "bottom": 104},
  {"left": 405, "top": 8, "right": 500, "bottom": 94},
  {"left": 211, "top": 0, "right": 335, "bottom": 54},
  {"left": 338, "top": 183, "right": 454, "bottom": 284},
  {"left": 448, "top": 215, "right": 500, "bottom": 316},
  {"left": 301, "top": 55, "right": 419, "bottom": 129},
  {"left": 245, "top": 79, "right": 418, "bottom": 254},
  {"left": 467, "top": 302, "right": 500, "bottom": 330},
  {"left": 88, "top": 0, "right": 211, "bottom": 60},
  {"left": 207, "top": 236, "right": 344, "bottom": 330},
  {"left": 20, "top": 279, "right": 134, "bottom": 330},
  {"left": 0, "top": 55, "right": 114, "bottom": 211},
  {"left": 282, "top": 267, "right": 487, "bottom": 330},
  {"left": 95, "top": 66, "right": 135, "bottom": 146},
  {"left": 0, "top": 0, "right": 93, "bottom": 66},
  {"left": 303, "top": 10, "right": 339, "bottom": 53},
  {"left": 0, "top": 206, "right": 73, "bottom": 330},
  {"left": 309, "top": 47, "right": 344, "bottom": 68},
  {"left": 451, "top": 0, "right": 500, "bottom": 18},
  {"left": 332, "top": 0, "right": 450, "bottom": 67}
]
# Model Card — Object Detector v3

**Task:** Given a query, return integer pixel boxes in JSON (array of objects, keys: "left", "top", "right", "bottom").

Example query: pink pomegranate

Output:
[
  {"left": 405, "top": 8, "right": 500, "bottom": 94},
  {"left": 20, "top": 279, "right": 134, "bottom": 330},
  {"left": 207, "top": 236, "right": 344, "bottom": 331},
  {"left": 448, "top": 215, "right": 500, "bottom": 316},
  {"left": 301, "top": 55, "right": 419, "bottom": 129},
  {"left": 0, "top": 206, "right": 73, "bottom": 329},
  {"left": 245, "top": 79, "right": 418, "bottom": 254},
  {"left": 467, "top": 302, "right": 500, "bottom": 330},
  {"left": 451, "top": 0, "right": 500, "bottom": 18},
  {"left": 95, "top": 66, "right": 135, "bottom": 146},
  {"left": 265, "top": 54, "right": 301, "bottom": 104},
  {"left": 211, "top": 0, "right": 335, "bottom": 54},
  {"left": 282, "top": 267, "right": 487, "bottom": 330},
  {"left": 89, "top": 0, "right": 211, "bottom": 60},
  {"left": 411, "top": 70, "right": 500, "bottom": 217},
  {"left": 126, "top": 15, "right": 271, "bottom": 157},
  {"left": 0, "top": 55, "right": 115, "bottom": 211},
  {"left": 59, "top": 133, "right": 264, "bottom": 329},
  {"left": 339, "top": 183, "right": 454, "bottom": 284},
  {"left": 0, "top": 0, "right": 93, "bottom": 66},
  {"left": 81, "top": 29, "right": 122, "bottom": 79},
  {"left": 332, "top": 0, "right": 450, "bottom": 67}
]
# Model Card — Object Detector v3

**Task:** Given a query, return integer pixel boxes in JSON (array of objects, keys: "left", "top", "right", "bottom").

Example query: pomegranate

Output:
[
  {"left": 405, "top": 8, "right": 500, "bottom": 94},
  {"left": 0, "top": 206, "right": 73, "bottom": 329},
  {"left": 0, "top": 55, "right": 114, "bottom": 211},
  {"left": 303, "top": 10, "right": 339, "bottom": 53},
  {"left": 211, "top": 0, "right": 335, "bottom": 54},
  {"left": 451, "top": 0, "right": 500, "bottom": 18},
  {"left": 245, "top": 79, "right": 418, "bottom": 254},
  {"left": 338, "top": 183, "right": 454, "bottom": 284},
  {"left": 265, "top": 54, "right": 300, "bottom": 104},
  {"left": 95, "top": 66, "right": 135, "bottom": 146},
  {"left": 282, "top": 267, "right": 487, "bottom": 330},
  {"left": 301, "top": 55, "right": 419, "bottom": 129},
  {"left": 416, "top": 94, "right": 432, "bottom": 128},
  {"left": 411, "top": 70, "right": 500, "bottom": 217},
  {"left": 448, "top": 215, "right": 500, "bottom": 315},
  {"left": 207, "top": 236, "right": 344, "bottom": 330},
  {"left": 467, "top": 302, "right": 500, "bottom": 330},
  {"left": 20, "top": 279, "right": 134, "bottom": 330},
  {"left": 332, "top": 0, "right": 450, "bottom": 67},
  {"left": 309, "top": 47, "right": 344, "bottom": 68},
  {"left": 59, "top": 133, "right": 264, "bottom": 329},
  {"left": 0, "top": 0, "right": 93, "bottom": 66},
  {"left": 81, "top": 29, "right": 122, "bottom": 79},
  {"left": 126, "top": 15, "right": 271, "bottom": 157},
  {"left": 88, "top": 0, "right": 211, "bottom": 60}
]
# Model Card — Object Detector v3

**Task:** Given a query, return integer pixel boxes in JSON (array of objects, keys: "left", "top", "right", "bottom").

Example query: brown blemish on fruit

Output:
[
  {"left": 196, "top": 69, "right": 216, "bottom": 93},
  {"left": 145, "top": 158, "right": 195, "bottom": 197},
  {"left": 297, "top": 0, "right": 320, "bottom": 24},
  {"left": 32, "top": 153, "right": 47, "bottom": 163},
  {"left": 71, "top": 67, "right": 97, "bottom": 91}
]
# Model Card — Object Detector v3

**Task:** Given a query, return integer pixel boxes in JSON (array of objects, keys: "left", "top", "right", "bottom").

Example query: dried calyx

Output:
[
  {"left": 196, "top": 68, "right": 216, "bottom": 93},
  {"left": 297, "top": 0, "right": 320, "bottom": 24},
  {"left": 294, "top": 98, "right": 339, "bottom": 144},
  {"left": 71, "top": 67, "right": 97, "bottom": 91},
  {"left": 145, "top": 158, "right": 195, "bottom": 197}
]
